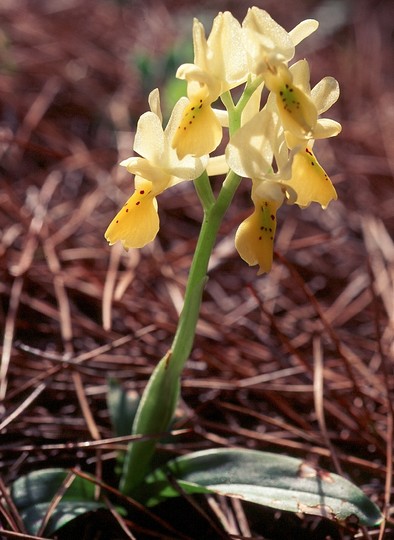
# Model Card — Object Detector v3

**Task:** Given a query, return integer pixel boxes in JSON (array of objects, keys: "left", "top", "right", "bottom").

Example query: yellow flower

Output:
[
  {"left": 282, "top": 60, "right": 341, "bottom": 208},
  {"left": 172, "top": 12, "right": 248, "bottom": 158},
  {"left": 226, "top": 105, "right": 295, "bottom": 274},
  {"left": 171, "top": 82, "right": 222, "bottom": 160},
  {"left": 105, "top": 90, "right": 208, "bottom": 249},
  {"left": 242, "top": 7, "right": 319, "bottom": 73},
  {"left": 242, "top": 8, "right": 321, "bottom": 139}
]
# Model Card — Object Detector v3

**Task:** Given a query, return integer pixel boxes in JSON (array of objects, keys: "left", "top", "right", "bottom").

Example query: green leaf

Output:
[
  {"left": 11, "top": 468, "right": 105, "bottom": 535},
  {"left": 19, "top": 501, "right": 105, "bottom": 536},
  {"left": 107, "top": 378, "right": 140, "bottom": 437},
  {"left": 141, "top": 449, "right": 383, "bottom": 527}
]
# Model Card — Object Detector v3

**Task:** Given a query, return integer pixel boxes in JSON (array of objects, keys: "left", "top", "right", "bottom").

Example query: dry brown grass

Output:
[{"left": 0, "top": 0, "right": 393, "bottom": 538}]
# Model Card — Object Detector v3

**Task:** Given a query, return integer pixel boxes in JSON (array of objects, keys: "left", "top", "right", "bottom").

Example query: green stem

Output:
[
  {"left": 221, "top": 76, "right": 264, "bottom": 135},
  {"left": 193, "top": 170, "right": 215, "bottom": 211},
  {"left": 235, "top": 75, "right": 264, "bottom": 115},
  {"left": 170, "top": 169, "right": 241, "bottom": 378}
]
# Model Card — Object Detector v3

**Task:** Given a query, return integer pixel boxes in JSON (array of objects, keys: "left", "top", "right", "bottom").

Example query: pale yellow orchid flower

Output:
[
  {"left": 282, "top": 60, "right": 341, "bottom": 208},
  {"left": 241, "top": 8, "right": 321, "bottom": 139},
  {"left": 105, "top": 89, "right": 208, "bottom": 249},
  {"left": 226, "top": 105, "right": 295, "bottom": 274},
  {"left": 172, "top": 11, "right": 248, "bottom": 158},
  {"left": 242, "top": 7, "right": 319, "bottom": 73}
]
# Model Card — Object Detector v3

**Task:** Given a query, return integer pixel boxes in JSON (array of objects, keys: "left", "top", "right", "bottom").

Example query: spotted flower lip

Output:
[
  {"left": 264, "top": 63, "right": 318, "bottom": 139},
  {"left": 284, "top": 59, "right": 342, "bottom": 144},
  {"left": 105, "top": 89, "right": 208, "bottom": 249},
  {"left": 104, "top": 176, "right": 159, "bottom": 249},
  {"left": 286, "top": 145, "right": 338, "bottom": 209},
  {"left": 235, "top": 193, "right": 282, "bottom": 275}
]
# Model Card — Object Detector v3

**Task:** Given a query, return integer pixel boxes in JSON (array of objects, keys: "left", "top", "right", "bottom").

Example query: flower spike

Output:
[{"left": 106, "top": 8, "right": 342, "bottom": 276}]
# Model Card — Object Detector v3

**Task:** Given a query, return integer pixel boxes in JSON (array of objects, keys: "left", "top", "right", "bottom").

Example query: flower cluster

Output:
[{"left": 105, "top": 7, "right": 341, "bottom": 274}]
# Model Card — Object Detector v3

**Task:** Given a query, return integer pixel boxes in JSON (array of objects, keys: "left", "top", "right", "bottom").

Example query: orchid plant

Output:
[{"left": 11, "top": 8, "right": 383, "bottom": 537}]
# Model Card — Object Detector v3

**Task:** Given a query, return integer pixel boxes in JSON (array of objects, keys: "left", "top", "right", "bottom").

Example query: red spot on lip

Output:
[{"left": 139, "top": 190, "right": 145, "bottom": 194}]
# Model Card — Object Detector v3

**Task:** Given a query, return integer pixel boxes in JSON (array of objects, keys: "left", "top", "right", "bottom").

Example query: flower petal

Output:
[
  {"left": 287, "top": 147, "right": 337, "bottom": 208},
  {"left": 290, "top": 59, "right": 311, "bottom": 93},
  {"left": 176, "top": 64, "right": 221, "bottom": 102},
  {"left": 243, "top": 7, "right": 295, "bottom": 64},
  {"left": 206, "top": 154, "right": 228, "bottom": 176},
  {"left": 226, "top": 107, "right": 279, "bottom": 179},
  {"left": 311, "top": 76, "right": 340, "bottom": 114},
  {"left": 235, "top": 200, "right": 279, "bottom": 274},
  {"left": 192, "top": 18, "right": 209, "bottom": 72},
  {"left": 133, "top": 111, "right": 165, "bottom": 163},
  {"left": 207, "top": 11, "right": 248, "bottom": 89},
  {"left": 104, "top": 179, "right": 159, "bottom": 249},
  {"left": 241, "top": 80, "right": 264, "bottom": 125},
  {"left": 313, "top": 118, "right": 342, "bottom": 139},
  {"left": 148, "top": 88, "right": 162, "bottom": 123},
  {"left": 120, "top": 157, "right": 170, "bottom": 191},
  {"left": 289, "top": 19, "right": 319, "bottom": 46}
]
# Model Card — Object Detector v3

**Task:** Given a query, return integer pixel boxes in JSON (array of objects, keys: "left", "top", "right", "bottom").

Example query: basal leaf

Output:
[
  {"left": 107, "top": 378, "right": 140, "bottom": 437},
  {"left": 141, "top": 448, "right": 383, "bottom": 527},
  {"left": 19, "top": 501, "right": 105, "bottom": 536},
  {"left": 11, "top": 468, "right": 105, "bottom": 535}
]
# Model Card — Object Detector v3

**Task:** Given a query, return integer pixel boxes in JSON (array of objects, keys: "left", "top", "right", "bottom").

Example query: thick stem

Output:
[{"left": 170, "top": 169, "right": 242, "bottom": 378}]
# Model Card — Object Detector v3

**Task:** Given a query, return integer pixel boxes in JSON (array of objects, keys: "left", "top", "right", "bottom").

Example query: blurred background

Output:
[{"left": 0, "top": 0, "right": 393, "bottom": 538}]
